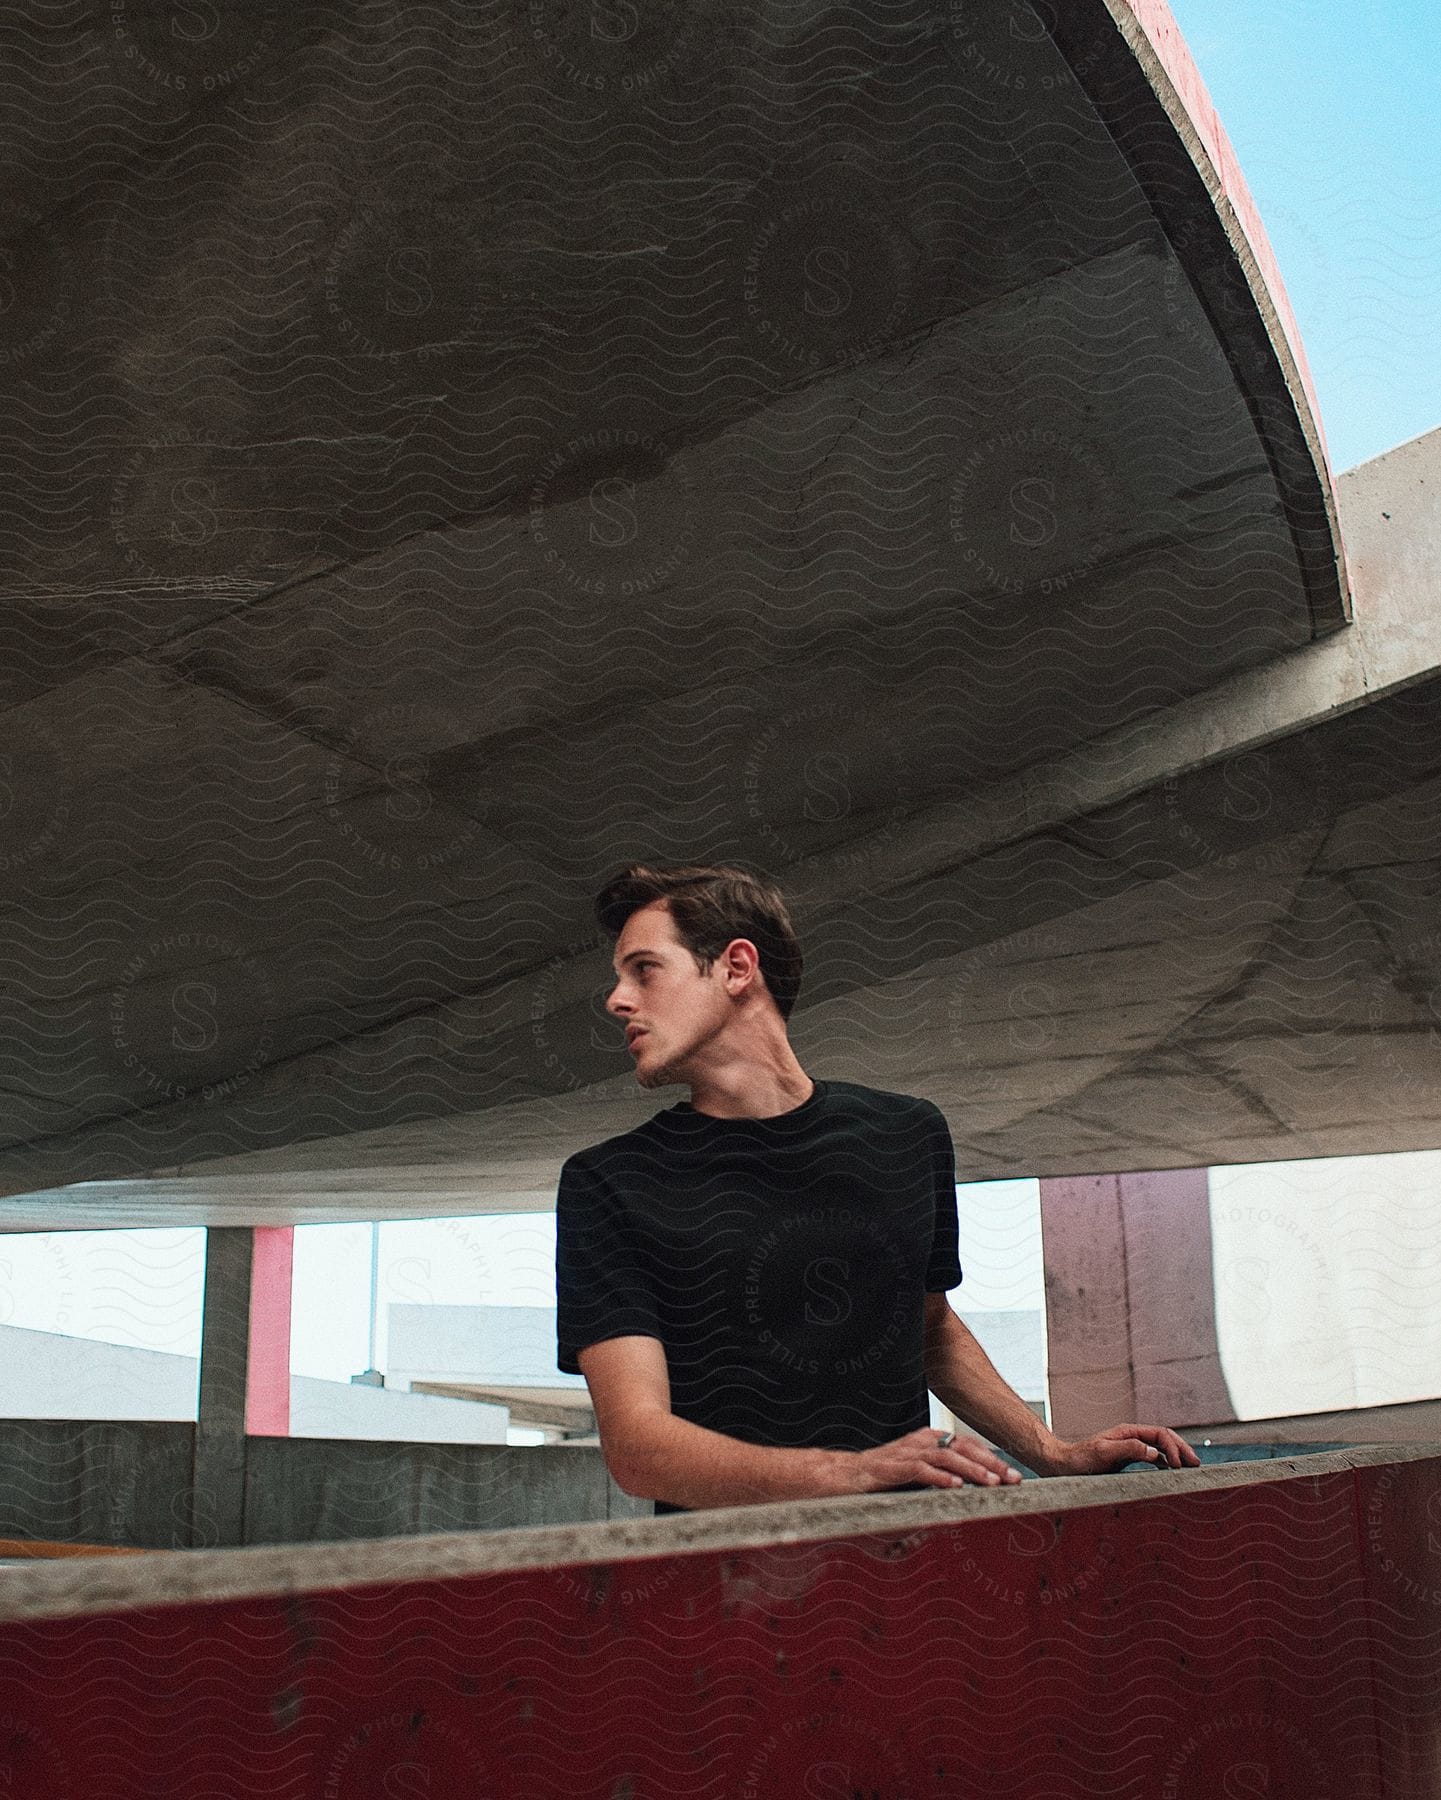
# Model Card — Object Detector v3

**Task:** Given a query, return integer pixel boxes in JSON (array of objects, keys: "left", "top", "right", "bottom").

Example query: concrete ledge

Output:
[{"left": 2, "top": 1441, "right": 1434, "bottom": 1627}]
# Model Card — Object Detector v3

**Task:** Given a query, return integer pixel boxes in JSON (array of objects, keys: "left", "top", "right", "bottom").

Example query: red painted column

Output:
[{"left": 244, "top": 1227, "right": 293, "bottom": 1438}]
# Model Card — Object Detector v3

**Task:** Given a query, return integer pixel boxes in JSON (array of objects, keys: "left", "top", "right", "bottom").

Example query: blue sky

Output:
[{"left": 1168, "top": 0, "right": 1441, "bottom": 471}]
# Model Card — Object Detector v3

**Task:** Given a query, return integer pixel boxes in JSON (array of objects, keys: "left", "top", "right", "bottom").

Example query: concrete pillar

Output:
[
  {"left": 191, "top": 1229, "right": 251, "bottom": 1547},
  {"left": 1040, "top": 1168, "right": 1235, "bottom": 1439},
  {"left": 1121, "top": 1168, "right": 1235, "bottom": 1427},
  {"left": 1039, "top": 1174, "right": 1134, "bottom": 1438},
  {"left": 190, "top": 1226, "right": 294, "bottom": 1547}
]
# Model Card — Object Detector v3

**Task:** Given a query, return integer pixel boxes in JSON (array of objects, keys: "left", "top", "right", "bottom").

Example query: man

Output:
[{"left": 555, "top": 862, "right": 1198, "bottom": 1512}]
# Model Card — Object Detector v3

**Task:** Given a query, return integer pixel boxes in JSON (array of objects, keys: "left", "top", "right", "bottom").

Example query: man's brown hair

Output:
[{"left": 592, "top": 863, "right": 804, "bottom": 1022}]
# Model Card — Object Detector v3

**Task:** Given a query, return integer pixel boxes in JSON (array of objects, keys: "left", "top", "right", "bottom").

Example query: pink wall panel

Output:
[{"left": 244, "top": 1225, "right": 293, "bottom": 1438}]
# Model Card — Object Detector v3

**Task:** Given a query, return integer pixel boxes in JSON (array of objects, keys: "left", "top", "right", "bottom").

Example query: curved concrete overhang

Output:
[
  {"left": 1060, "top": 0, "right": 1344, "bottom": 619},
  {"left": 0, "top": 2, "right": 1356, "bottom": 1217}
]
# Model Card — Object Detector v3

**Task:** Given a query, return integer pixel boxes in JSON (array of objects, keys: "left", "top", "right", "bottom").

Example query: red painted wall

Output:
[{"left": 0, "top": 1457, "right": 1436, "bottom": 1797}]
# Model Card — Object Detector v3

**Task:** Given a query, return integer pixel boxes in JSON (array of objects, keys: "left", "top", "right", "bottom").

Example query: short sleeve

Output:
[
  {"left": 554, "top": 1154, "right": 662, "bottom": 1374},
  {"left": 922, "top": 1104, "right": 963, "bottom": 1293}
]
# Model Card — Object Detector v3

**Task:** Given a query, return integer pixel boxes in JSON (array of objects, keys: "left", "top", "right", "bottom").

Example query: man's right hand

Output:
[{"left": 841, "top": 1426, "right": 1024, "bottom": 1494}]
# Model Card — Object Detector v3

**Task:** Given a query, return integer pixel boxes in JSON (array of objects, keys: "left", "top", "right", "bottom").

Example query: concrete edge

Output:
[
  {"left": 0, "top": 1442, "right": 1435, "bottom": 1627},
  {"left": 1073, "top": 0, "right": 1349, "bottom": 631}
]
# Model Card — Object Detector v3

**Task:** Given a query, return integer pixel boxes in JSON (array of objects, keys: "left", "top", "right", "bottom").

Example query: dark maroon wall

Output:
[{"left": 0, "top": 1455, "right": 1436, "bottom": 1797}]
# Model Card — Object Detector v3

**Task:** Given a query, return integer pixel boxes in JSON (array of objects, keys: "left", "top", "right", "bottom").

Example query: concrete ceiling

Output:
[{"left": 4, "top": 0, "right": 1408, "bottom": 1225}]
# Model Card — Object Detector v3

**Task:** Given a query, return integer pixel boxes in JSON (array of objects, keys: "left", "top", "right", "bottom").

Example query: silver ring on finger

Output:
[{"left": 936, "top": 1431, "right": 956, "bottom": 1450}]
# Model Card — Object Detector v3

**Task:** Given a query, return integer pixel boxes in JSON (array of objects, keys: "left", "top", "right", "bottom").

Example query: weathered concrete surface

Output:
[
  {"left": 191, "top": 1226, "right": 252, "bottom": 1546},
  {"left": 0, "top": 381, "right": 1428, "bottom": 1216},
  {"left": 243, "top": 1436, "right": 648, "bottom": 1545},
  {"left": 1195, "top": 1397, "right": 1441, "bottom": 1444},
  {"left": 0, "top": 1420, "right": 194, "bottom": 1552},
  {"left": 0, "top": 0, "right": 1361, "bottom": 1209},
  {"left": 0, "top": 1425, "right": 196, "bottom": 1555},
  {"left": 0, "top": 1421, "right": 643, "bottom": 1550},
  {"left": 1039, "top": 1167, "right": 1238, "bottom": 1438},
  {"left": 69, "top": 422, "right": 1422, "bottom": 1209},
  {"left": 0, "top": 1414, "right": 1374, "bottom": 1554},
  {"left": 0, "top": 1442, "right": 1430, "bottom": 1624}
]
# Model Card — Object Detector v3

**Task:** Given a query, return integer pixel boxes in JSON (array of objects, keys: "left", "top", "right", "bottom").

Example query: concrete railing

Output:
[
  {"left": 0, "top": 1445, "right": 1436, "bottom": 1795},
  {"left": 0, "top": 1421, "right": 645, "bottom": 1549}
]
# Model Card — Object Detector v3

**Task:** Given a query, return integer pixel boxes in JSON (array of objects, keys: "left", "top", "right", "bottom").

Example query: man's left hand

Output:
[{"left": 1047, "top": 1423, "right": 1201, "bottom": 1475}]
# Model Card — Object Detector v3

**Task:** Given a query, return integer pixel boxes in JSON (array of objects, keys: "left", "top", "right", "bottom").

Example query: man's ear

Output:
[{"left": 723, "top": 937, "right": 762, "bottom": 989}]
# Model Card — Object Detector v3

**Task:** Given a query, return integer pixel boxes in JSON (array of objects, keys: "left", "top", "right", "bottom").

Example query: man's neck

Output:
[{"left": 685, "top": 1068, "right": 816, "bottom": 1121}]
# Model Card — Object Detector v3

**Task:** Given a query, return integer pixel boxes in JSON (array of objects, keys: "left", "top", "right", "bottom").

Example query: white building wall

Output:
[
  {"left": 0, "top": 1321, "right": 197, "bottom": 1419},
  {"left": 0, "top": 1323, "right": 507, "bottom": 1441},
  {"left": 386, "top": 1303, "right": 589, "bottom": 1393},
  {"left": 1211, "top": 1149, "right": 1441, "bottom": 1420},
  {"left": 290, "top": 1374, "right": 507, "bottom": 1443}
]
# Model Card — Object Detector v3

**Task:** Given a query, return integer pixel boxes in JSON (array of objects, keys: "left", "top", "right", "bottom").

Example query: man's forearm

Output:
[
  {"left": 616, "top": 1412, "right": 847, "bottom": 1510},
  {"left": 925, "top": 1318, "right": 1067, "bottom": 1475}
]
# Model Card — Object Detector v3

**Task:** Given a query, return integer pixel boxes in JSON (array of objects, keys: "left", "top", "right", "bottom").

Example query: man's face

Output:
[{"left": 605, "top": 900, "right": 733, "bottom": 1089}]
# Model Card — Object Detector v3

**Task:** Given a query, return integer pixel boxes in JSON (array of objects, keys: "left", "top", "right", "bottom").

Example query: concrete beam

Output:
[
  {"left": 1061, "top": 0, "right": 1346, "bottom": 628},
  {"left": 0, "top": 0, "right": 1357, "bottom": 1205},
  {"left": 96, "top": 426, "right": 1438, "bottom": 1219},
  {"left": 785, "top": 424, "right": 1438, "bottom": 915}
]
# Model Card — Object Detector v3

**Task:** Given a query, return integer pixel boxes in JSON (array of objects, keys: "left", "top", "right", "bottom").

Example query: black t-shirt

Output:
[{"left": 554, "top": 1078, "right": 963, "bottom": 1513}]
